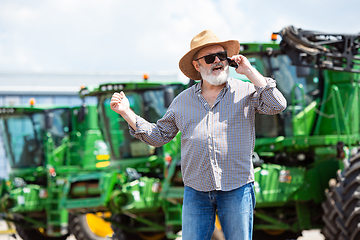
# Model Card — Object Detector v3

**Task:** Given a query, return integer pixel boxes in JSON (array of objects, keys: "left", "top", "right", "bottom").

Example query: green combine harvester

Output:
[
  {"left": 0, "top": 102, "right": 112, "bottom": 240},
  {"left": 73, "top": 80, "right": 188, "bottom": 240},
  {"left": 242, "top": 26, "right": 360, "bottom": 240},
  {"left": 0, "top": 79, "right": 189, "bottom": 240}
]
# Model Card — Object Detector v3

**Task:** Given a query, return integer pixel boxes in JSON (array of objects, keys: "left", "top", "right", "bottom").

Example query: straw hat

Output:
[{"left": 179, "top": 30, "right": 240, "bottom": 80}]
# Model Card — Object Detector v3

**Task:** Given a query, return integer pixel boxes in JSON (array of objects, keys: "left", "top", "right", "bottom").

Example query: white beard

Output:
[{"left": 199, "top": 62, "right": 229, "bottom": 86}]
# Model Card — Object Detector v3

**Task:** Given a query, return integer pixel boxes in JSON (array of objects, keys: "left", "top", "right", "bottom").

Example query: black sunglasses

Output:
[{"left": 195, "top": 51, "right": 228, "bottom": 64}]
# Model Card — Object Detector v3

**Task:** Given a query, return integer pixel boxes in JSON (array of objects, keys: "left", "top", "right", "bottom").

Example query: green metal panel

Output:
[
  {"left": 8, "top": 185, "right": 46, "bottom": 212},
  {"left": 119, "top": 177, "right": 162, "bottom": 213},
  {"left": 254, "top": 164, "right": 305, "bottom": 207},
  {"left": 292, "top": 100, "right": 318, "bottom": 136}
]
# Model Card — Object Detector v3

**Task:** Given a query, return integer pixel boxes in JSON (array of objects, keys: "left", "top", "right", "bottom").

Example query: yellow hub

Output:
[
  {"left": 86, "top": 212, "right": 113, "bottom": 237},
  {"left": 215, "top": 214, "right": 222, "bottom": 230}
]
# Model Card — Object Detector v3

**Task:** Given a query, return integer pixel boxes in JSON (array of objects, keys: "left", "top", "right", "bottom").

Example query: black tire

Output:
[
  {"left": 253, "top": 230, "right": 300, "bottom": 240},
  {"left": 321, "top": 153, "right": 360, "bottom": 240},
  {"left": 111, "top": 214, "right": 169, "bottom": 240},
  {"left": 321, "top": 178, "right": 342, "bottom": 239},
  {"left": 111, "top": 214, "right": 141, "bottom": 240},
  {"left": 69, "top": 214, "right": 113, "bottom": 240},
  {"left": 15, "top": 224, "right": 68, "bottom": 240}
]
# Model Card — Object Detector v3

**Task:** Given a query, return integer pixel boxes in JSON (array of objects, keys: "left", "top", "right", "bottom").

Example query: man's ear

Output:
[{"left": 193, "top": 60, "right": 200, "bottom": 72}]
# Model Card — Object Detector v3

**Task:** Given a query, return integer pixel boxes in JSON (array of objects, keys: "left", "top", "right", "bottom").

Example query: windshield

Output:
[
  {"left": 269, "top": 55, "right": 320, "bottom": 106},
  {"left": 244, "top": 54, "right": 320, "bottom": 105},
  {"left": 100, "top": 85, "right": 184, "bottom": 159},
  {"left": 0, "top": 109, "right": 70, "bottom": 168},
  {"left": 243, "top": 54, "right": 320, "bottom": 138}
]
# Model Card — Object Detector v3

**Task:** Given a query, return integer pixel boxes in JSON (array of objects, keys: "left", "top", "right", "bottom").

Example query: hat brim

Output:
[{"left": 179, "top": 40, "right": 240, "bottom": 80}]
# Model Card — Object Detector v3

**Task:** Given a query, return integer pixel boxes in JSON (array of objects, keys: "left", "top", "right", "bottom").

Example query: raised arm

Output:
[
  {"left": 229, "top": 55, "right": 287, "bottom": 114},
  {"left": 110, "top": 91, "right": 137, "bottom": 130}
]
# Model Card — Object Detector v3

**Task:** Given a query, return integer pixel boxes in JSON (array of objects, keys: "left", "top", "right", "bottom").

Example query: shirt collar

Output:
[{"left": 194, "top": 78, "right": 231, "bottom": 93}]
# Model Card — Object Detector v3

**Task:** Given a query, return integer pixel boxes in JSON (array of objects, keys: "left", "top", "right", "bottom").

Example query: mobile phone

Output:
[{"left": 227, "top": 57, "right": 238, "bottom": 68}]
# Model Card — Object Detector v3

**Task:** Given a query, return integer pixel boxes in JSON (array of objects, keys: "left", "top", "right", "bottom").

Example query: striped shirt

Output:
[{"left": 130, "top": 77, "right": 287, "bottom": 192}]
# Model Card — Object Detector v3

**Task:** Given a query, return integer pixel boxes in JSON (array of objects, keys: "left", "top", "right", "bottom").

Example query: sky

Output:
[{"left": 0, "top": 0, "right": 359, "bottom": 80}]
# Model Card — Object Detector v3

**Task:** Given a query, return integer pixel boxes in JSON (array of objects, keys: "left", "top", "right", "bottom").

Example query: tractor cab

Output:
[
  {"left": 238, "top": 42, "right": 321, "bottom": 140},
  {"left": 79, "top": 81, "right": 185, "bottom": 163},
  {"left": 0, "top": 106, "right": 71, "bottom": 181}
]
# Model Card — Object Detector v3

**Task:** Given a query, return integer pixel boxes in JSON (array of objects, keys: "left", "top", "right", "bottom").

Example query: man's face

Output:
[{"left": 193, "top": 45, "right": 229, "bottom": 86}]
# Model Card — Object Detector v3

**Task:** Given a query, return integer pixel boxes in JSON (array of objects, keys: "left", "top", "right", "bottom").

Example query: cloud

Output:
[{"left": 0, "top": 0, "right": 359, "bottom": 75}]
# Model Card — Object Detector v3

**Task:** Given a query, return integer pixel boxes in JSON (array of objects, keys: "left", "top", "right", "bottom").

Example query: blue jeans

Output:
[{"left": 182, "top": 182, "right": 255, "bottom": 240}]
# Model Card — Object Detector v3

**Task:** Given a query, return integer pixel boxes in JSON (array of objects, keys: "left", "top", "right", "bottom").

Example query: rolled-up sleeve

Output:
[
  {"left": 129, "top": 108, "right": 179, "bottom": 147},
  {"left": 251, "top": 78, "right": 287, "bottom": 114}
]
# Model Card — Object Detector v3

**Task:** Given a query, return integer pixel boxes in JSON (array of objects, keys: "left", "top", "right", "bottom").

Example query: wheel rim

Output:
[
  {"left": 86, "top": 212, "right": 113, "bottom": 237},
  {"left": 215, "top": 214, "right": 222, "bottom": 230}
]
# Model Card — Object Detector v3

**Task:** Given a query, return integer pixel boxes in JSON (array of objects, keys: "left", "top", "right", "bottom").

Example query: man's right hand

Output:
[
  {"left": 110, "top": 91, "right": 130, "bottom": 116},
  {"left": 110, "top": 91, "right": 138, "bottom": 130}
]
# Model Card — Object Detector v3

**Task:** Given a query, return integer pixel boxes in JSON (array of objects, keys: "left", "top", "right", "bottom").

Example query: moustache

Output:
[{"left": 210, "top": 62, "right": 225, "bottom": 71}]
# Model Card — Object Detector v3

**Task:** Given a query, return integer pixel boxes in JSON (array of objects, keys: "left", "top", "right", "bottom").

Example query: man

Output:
[{"left": 110, "top": 30, "right": 286, "bottom": 240}]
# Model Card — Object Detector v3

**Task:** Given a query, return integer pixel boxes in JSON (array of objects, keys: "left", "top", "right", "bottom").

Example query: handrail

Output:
[{"left": 291, "top": 83, "right": 307, "bottom": 136}]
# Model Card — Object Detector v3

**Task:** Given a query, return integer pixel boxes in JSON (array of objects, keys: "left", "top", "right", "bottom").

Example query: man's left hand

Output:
[
  {"left": 230, "top": 55, "right": 252, "bottom": 75},
  {"left": 230, "top": 54, "right": 267, "bottom": 87}
]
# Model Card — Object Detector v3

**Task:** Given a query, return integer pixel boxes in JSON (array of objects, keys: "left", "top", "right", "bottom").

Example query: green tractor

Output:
[
  {"left": 241, "top": 26, "right": 360, "bottom": 239},
  {"left": 0, "top": 102, "right": 112, "bottom": 240}
]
